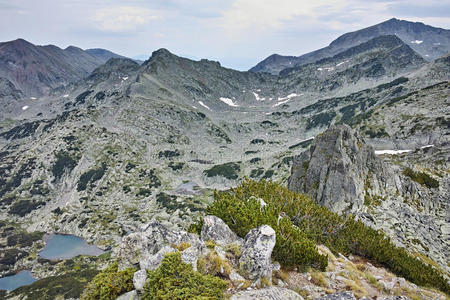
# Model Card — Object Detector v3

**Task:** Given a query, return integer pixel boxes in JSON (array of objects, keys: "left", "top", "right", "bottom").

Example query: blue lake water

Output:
[
  {"left": 38, "top": 234, "right": 104, "bottom": 259},
  {"left": 0, "top": 270, "right": 36, "bottom": 291}
]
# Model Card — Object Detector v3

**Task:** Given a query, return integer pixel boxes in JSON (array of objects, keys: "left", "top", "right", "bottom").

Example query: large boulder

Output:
[
  {"left": 239, "top": 225, "right": 276, "bottom": 282},
  {"left": 313, "top": 292, "right": 356, "bottom": 300},
  {"left": 201, "top": 215, "right": 240, "bottom": 246},
  {"left": 117, "top": 222, "right": 205, "bottom": 270},
  {"left": 230, "top": 287, "right": 303, "bottom": 300}
]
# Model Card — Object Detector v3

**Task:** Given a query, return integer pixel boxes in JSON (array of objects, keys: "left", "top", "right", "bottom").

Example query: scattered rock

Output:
[
  {"left": 239, "top": 225, "right": 276, "bottom": 282},
  {"left": 133, "top": 269, "right": 147, "bottom": 291},
  {"left": 201, "top": 215, "right": 240, "bottom": 246},
  {"left": 314, "top": 292, "right": 356, "bottom": 300},
  {"left": 116, "top": 290, "right": 139, "bottom": 300},
  {"left": 230, "top": 287, "right": 304, "bottom": 300}
]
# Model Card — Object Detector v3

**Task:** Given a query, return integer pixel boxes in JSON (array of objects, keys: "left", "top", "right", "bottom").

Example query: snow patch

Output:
[
  {"left": 252, "top": 92, "right": 265, "bottom": 101},
  {"left": 122, "top": 77, "right": 129, "bottom": 81},
  {"left": 375, "top": 149, "right": 412, "bottom": 155},
  {"left": 219, "top": 97, "right": 239, "bottom": 107},
  {"left": 420, "top": 144, "right": 434, "bottom": 149},
  {"left": 22, "top": 106, "right": 29, "bottom": 110},
  {"left": 198, "top": 101, "right": 211, "bottom": 110},
  {"left": 317, "top": 67, "right": 334, "bottom": 72},
  {"left": 30, "top": 97, "right": 37, "bottom": 100},
  {"left": 273, "top": 93, "right": 300, "bottom": 107},
  {"left": 336, "top": 60, "right": 349, "bottom": 67},
  {"left": 63, "top": 94, "right": 69, "bottom": 98},
  {"left": 410, "top": 40, "right": 423, "bottom": 44}
]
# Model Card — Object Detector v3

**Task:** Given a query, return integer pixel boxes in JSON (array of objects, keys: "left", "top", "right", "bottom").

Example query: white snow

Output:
[
  {"left": 30, "top": 97, "right": 36, "bottom": 100},
  {"left": 420, "top": 144, "right": 434, "bottom": 149},
  {"left": 63, "top": 94, "right": 69, "bottom": 98},
  {"left": 191, "top": 105, "right": 197, "bottom": 109},
  {"left": 252, "top": 92, "right": 265, "bottom": 101},
  {"left": 433, "top": 42, "right": 441, "bottom": 46},
  {"left": 375, "top": 149, "right": 412, "bottom": 155},
  {"left": 220, "top": 97, "right": 239, "bottom": 107},
  {"left": 411, "top": 40, "right": 423, "bottom": 44},
  {"left": 336, "top": 60, "right": 349, "bottom": 67},
  {"left": 273, "top": 93, "right": 300, "bottom": 107},
  {"left": 317, "top": 67, "right": 334, "bottom": 72},
  {"left": 198, "top": 101, "right": 211, "bottom": 110},
  {"left": 122, "top": 77, "right": 129, "bottom": 81},
  {"left": 22, "top": 106, "right": 29, "bottom": 110}
]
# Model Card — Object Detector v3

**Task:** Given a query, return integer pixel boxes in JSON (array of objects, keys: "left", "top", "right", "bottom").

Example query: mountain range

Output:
[
  {"left": 0, "top": 18, "right": 449, "bottom": 299},
  {"left": 250, "top": 18, "right": 450, "bottom": 74}
]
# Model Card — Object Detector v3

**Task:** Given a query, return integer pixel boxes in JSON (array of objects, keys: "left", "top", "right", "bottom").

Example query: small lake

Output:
[
  {"left": 0, "top": 270, "right": 36, "bottom": 291},
  {"left": 38, "top": 234, "right": 104, "bottom": 260}
]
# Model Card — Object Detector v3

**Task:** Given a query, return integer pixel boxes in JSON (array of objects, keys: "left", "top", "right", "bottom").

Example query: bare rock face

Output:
[
  {"left": 288, "top": 124, "right": 396, "bottom": 213},
  {"left": 239, "top": 225, "right": 276, "bottom": 282},
  {"left": 133, "top": 269, "right": 147, "bottom": 291},
  {"left": 230, "top": 287, "right": 304, "bottom": 300},
  {"left": 201, "top": 215, "right": 240, "bottom": 246},
  {"left": 117, "top": 222, "right": 205, "bottom": 270}
]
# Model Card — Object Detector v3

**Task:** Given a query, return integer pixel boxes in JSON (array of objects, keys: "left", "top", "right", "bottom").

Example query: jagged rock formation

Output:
[
  {"left": 201, "top": 215, "right": 240, "bottom": 246},
  {"left": 288, "top": 125, "right": 449, "bottom": 274}
]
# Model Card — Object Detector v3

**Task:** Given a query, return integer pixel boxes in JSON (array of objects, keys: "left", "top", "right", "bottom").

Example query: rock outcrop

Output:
[
  {"left": 117, "top": 221, "right": 205, "bottom": 270},
  {"left": 239, "top": 225, "right": 276, "bottom": 282},
  {"left": 288, "top": 125, "right": 449, "bottom": 274}
]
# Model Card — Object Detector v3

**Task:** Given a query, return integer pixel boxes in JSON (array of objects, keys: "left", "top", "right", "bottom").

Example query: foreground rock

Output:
[
  {"left": 201, "top": 215, "right": 241, "bottom": 246},
  {"left": 239, "top": 225, "right": 276, "bottom": 282},
  {"left": 230, "top": 287, "right": 304, "bottom": 300},
  {"left": 117, "top": 221, "right": 205, "bottom": 270}
]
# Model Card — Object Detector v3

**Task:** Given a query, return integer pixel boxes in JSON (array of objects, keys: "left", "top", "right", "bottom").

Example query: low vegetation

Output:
[
  {"left": 205, "top": 179, "right": 449, "bottom": 294},
  {"left": 81, "top": 262, "right": 136, "bottom": 300},
  {"left": 204, "top": 162, "right": 241, "bottom": 180},
  {"left": 142, "top": 252, "right": 228, "bottom": 300},
  {"left": 402, "top": 167, "right": 439, "bottom": 188}
]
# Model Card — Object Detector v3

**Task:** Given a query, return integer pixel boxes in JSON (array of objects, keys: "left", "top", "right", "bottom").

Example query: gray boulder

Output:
[
  {"left": 117, "top": 222, "right": 205, "bottom": 270},
  {"left": 116, "top": 290, "right": 139, "bottom": 300},
  {"left": 201, "top": 215, "right": 240, "bottom": 246},
  {"left": 133, "top": 269, "right": 147, "bottom": 291},
  {"left": 239, "top": 225, "right": 276, "bottom": 281},
  {"left": 230, "top": 287, "right": 303, "bottom": 300},
  {"left": 314, "top": 292, "right": 356, "bottom": 300}
]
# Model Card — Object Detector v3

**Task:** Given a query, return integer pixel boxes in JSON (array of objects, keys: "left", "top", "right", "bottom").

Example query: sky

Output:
[{"left": 1, "top": 0, "right": 449, "bottom": 70}]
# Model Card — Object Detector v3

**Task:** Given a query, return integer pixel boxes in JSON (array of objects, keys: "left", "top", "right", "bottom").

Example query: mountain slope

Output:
[
  {"left": 251, "top": 18, "right": 450, "bottom": 74},
  {"left": 0, "top": 39, "right": 130, "bottom": 97}
]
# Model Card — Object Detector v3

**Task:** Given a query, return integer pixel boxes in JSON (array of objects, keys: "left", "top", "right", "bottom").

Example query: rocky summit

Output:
[{"left": 0, "top": 16, "right": 449, "bottom": 300}]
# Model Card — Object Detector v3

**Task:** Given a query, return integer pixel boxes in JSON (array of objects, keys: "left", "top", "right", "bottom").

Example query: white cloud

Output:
[{"left": 92, "top": 6, "right": 161, "bottom": 32}]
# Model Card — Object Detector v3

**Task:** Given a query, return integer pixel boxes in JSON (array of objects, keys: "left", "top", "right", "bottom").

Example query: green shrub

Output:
[
  {"left": 204, "top": 162, "right": 241, "bottom": 180},
  {"left": 52, "top": 151, "right": 78, "bottom": 181},
  {"left": 402, "top": 168, "right": 439, "bottom": 188},
  {"left": 206, "top": 182, "right": 328, "bottom": 271},
  {"left": 8, "top": 200, "right": 46, "bottom": 217},
  {"left": 211, "top": 180, "right": 449, "bottom": 294},
  {"left": 77, "top": 163, "right": 107, "bottom": 191},
  {"left": 11, "top": 269, "right": 99, "bottom": 300},
  {"left": 142, "top": 252, "right": 227, "bottom": 300},
  {"left": 81, "top": 262, "right": 136, "bottom": 300}
]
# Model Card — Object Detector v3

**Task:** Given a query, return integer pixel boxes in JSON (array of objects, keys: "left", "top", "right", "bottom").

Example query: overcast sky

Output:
[{"left": 1, "top": 0, "right": 449, "bottom": 70}]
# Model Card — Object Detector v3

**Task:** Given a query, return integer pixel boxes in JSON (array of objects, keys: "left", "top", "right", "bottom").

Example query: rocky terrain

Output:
[{"left": 0, "top": 17, "right": 449, "bottom": 299}]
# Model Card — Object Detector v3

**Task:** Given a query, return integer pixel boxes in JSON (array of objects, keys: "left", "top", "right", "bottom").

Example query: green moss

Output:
[
  {"left": 402, "top": 168, "right": 439, "bottom": 189},
  {"left": 204, "top": 162, "right": 241, "bottom": 180},
  {"left": 81, "top": 262, "right": 136, "bottom": 300},
  {"left": 142, "top": 252, "right": 227, "bottom": 300}
]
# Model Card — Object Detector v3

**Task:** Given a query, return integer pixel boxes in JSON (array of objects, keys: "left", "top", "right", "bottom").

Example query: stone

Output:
[
  {"left": 239, "top": 225, "right": 276, "bottom": 281},
  {"left": 230, "top": 287, "right": 304, "bottom": 300},
  {"left": 314, "top": 292, "right": 356, "bottom": 300},
  {"left": 201, "top": 215, "right": 240, "bottom": 246},
  {"left": 117, "top": 221, "right": 205, "bottom": 270},
  {"left": 133, "top": 269, "right": 147, "bottom": 291},
  {"left": 116, "top": 290, "right": 139, "bottom": 300}
]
